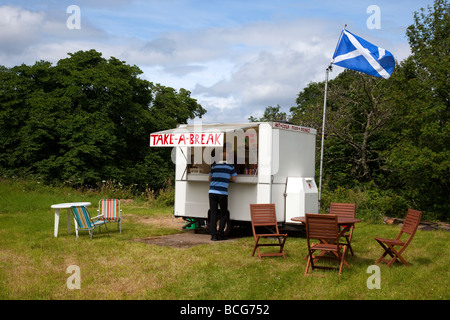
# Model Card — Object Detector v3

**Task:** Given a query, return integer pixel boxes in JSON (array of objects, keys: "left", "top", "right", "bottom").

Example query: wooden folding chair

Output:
[
  {"left": 305, "top": 213, "right": 349, "bottom": 276},
  {"left": 250, "top": 204, "right": 288, "bottom": 259},
  {"left": 374, "top": 208, "right": 422, "bottom": 267},
  {"left": 330, "top": 202, "right": 356, "bottom": 255}
]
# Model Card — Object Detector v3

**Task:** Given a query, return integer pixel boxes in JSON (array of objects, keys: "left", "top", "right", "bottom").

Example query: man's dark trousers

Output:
[{"left": 209, "top": 193, "right": 229, "bottom": 239}]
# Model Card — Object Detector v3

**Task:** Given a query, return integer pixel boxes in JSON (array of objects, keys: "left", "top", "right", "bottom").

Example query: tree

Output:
[
  {"left": 290, "top": 81, "right": 324, "bottom": 128},
  {"left": 326, "top": 71, "right": 395, "bottom": 181},
  {"left": 150, "top": 84, "right": 206, "bottom": 131},
  {"left": 0, "top": 50, "right": 206, "bottom": 191},
  {"left": 384, "top": 0, "right": 449, "bottom": 219},
  {"left": 248, "top": 105, "right": 287, "bottom": 122},
  {"left": 290, "top": 69, "right": 395, "bottom": 187},
  {"left": 289, "top": 0, "right": 449, "bottom": 220}
]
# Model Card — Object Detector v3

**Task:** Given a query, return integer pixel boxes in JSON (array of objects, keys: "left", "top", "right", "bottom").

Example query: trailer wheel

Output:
[
  {"left": 207, "top": 209, "right": 233, "bottom": 237},
  {"left": 217, "top": 217, "right": 233, "bottom": 237}
]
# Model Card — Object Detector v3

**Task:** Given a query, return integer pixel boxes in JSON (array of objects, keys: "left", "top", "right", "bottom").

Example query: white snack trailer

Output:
[{"left": 150, "top": 121, "right": 319, "bottom": 234}]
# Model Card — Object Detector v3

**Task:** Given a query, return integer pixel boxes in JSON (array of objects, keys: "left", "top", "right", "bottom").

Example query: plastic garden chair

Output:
[
  {"left": 71, "top": 205, "right": 110, "bottom": 239},
  {"left": 98, "top": 199, "right": 122, "bottom": 233}
]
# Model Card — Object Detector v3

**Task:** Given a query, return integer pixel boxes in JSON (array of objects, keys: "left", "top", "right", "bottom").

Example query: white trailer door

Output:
[{"left": 285, "top": 177, "right": 319, "bottom": 223}]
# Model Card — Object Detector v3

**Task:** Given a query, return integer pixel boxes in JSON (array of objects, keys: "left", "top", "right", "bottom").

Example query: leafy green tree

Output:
[
  {"left": 290, "top": 81, "right": 324, "bottom": 128},
  {"left": 384, "top": 0, "right": 449, "bottom": 219},
  {"left": 289, "top": 0, "right": 449, "bottom": 220},
  {"left": 248, "top": 104, "right": 287, "bottom": 122},
  {"left": 0, "top": 49, "right": 206, "bottom": 191},
  {"left": 290, "top": 69, "right": 395, "bottom": 188},
  {"left": 150, "top": 84, "right": 206, "bottom": 131}
]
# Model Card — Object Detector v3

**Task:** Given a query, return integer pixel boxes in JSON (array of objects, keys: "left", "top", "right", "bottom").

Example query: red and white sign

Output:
[
  {"left": 272, "top": 122, "right": 316, "bottom": 134},
  {"left": 150, "top": 132, "right": 224, "bottom": 147}
]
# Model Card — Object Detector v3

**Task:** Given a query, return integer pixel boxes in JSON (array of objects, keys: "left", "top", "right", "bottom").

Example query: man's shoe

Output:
[{"left": 211, "top": 236, "right": 218, "bottom": 241}]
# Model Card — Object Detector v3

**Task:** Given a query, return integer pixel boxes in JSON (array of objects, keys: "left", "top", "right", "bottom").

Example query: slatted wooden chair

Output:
[
  {"left": 304, "top": 213, "right": 349, "bottom": 276},
  {"left": 71, "top": 205, "right": 110, "bottom": 240},
  {"left": 98, "top": 199, "right": 122, "bottom": 233},
  {"left": 374, "top": 208, "right": 422, "bottom": 267},
  {"left": 330, "top": 202, "right": 356, "bottom": 256},
  {"left": 250, "top": 204, "right": 288, "bottom": 259}
]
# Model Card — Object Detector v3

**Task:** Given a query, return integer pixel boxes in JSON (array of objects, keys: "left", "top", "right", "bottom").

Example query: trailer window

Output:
[{"left": 186, "top": 126, "right": 258, "bottom": 175}]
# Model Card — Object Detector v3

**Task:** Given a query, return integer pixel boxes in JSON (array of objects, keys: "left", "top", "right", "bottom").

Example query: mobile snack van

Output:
[{"left": 150, "top": 121, "right": 319, "bottom": 235}]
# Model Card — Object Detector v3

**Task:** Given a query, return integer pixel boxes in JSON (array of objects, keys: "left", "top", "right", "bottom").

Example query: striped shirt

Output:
[{"left": 209, "top": 162, "right": 237, "bottom": 195}]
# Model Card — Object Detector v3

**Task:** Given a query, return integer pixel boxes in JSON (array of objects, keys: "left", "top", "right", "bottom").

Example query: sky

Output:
[{"left": 0, "top": 0, "right": 436, "bottom": 124}]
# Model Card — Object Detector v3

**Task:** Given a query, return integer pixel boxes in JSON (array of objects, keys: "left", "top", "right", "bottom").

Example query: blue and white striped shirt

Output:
[{"left": 209, "top": 162, "right": 237, "bottom": 195}]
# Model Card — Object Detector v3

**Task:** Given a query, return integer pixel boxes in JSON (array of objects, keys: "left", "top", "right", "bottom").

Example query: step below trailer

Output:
[{"left": 150, "top": 121, "right": 319, "bottom": 235}]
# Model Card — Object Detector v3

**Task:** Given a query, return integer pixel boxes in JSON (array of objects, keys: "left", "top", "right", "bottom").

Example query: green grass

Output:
[{"left": 0, "top": 178, "right": 449, "bottom": 300}]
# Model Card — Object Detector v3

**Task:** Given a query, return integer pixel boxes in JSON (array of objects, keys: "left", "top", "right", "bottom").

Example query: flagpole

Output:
[
  {"left": 318, "top": 64, "right": 331, "bottom": 212},
  {"left": 318, "top": 25, "right": 346, "bottom": 212}
]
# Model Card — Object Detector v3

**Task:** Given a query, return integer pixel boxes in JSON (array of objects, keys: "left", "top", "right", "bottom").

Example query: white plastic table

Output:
[{"left": 51, "top": 202, "right": 91, "bottom": 237}]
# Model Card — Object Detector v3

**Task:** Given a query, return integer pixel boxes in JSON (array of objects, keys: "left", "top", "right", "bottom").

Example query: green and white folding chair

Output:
[
  {"left": 71, "top": 205, "right": 110, "bottom": 239},
  {"left": 98, "top": 199, "right": 122, "bottom": 233}
]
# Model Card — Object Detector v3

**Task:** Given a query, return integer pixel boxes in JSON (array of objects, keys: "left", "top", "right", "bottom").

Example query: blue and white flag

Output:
[{"left": 332, "top": 29, "right": 395, "bottom": 79}]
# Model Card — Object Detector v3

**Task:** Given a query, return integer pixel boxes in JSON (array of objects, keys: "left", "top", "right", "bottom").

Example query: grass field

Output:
[{"left": 0, "top": 178, "right": 449, "bottom": 300}]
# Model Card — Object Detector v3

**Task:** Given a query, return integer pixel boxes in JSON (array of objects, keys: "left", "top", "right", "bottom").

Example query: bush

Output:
[{"left": 321, "top": 183, "right": 409, "bottom": 223}]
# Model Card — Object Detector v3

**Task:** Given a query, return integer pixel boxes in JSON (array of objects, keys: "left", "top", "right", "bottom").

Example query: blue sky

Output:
[{"left": 0, "top": 0, "right": 435, "bottom": 124}]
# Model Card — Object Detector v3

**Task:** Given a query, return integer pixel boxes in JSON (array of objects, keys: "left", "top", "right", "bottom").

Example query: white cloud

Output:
[
  {"left": 0, "top": 1, "right": 423, "bottom": 124},
  {"left": 0, "top": 5, "right": 110, "bottom": 66},
  {"left": 0, "top": 5, "right": 45, "bottom": 54},
  {"left": 182, "top": 19, "right": 338, "bottom": 121}
]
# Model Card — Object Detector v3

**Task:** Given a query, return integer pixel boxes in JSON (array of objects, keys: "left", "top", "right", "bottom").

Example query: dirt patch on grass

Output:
[
  {"left": 134, "top": 232, "right": 217, "bottom": 248},
  {"left": 130, "top": 214, "right": 239, "bottom": 248},
  {"left": 130, "top": 214, "right": 185, "bottom": 230}
]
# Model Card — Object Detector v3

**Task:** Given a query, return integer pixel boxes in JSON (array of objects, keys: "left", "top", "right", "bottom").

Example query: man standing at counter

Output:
[{"left": 208, "top": 150, "right": 237, "bottom": 241}]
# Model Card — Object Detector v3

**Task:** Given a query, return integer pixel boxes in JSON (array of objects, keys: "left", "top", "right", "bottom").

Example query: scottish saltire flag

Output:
[{"left": 332, "top": 29, "right": 395, "bottom": 79}]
